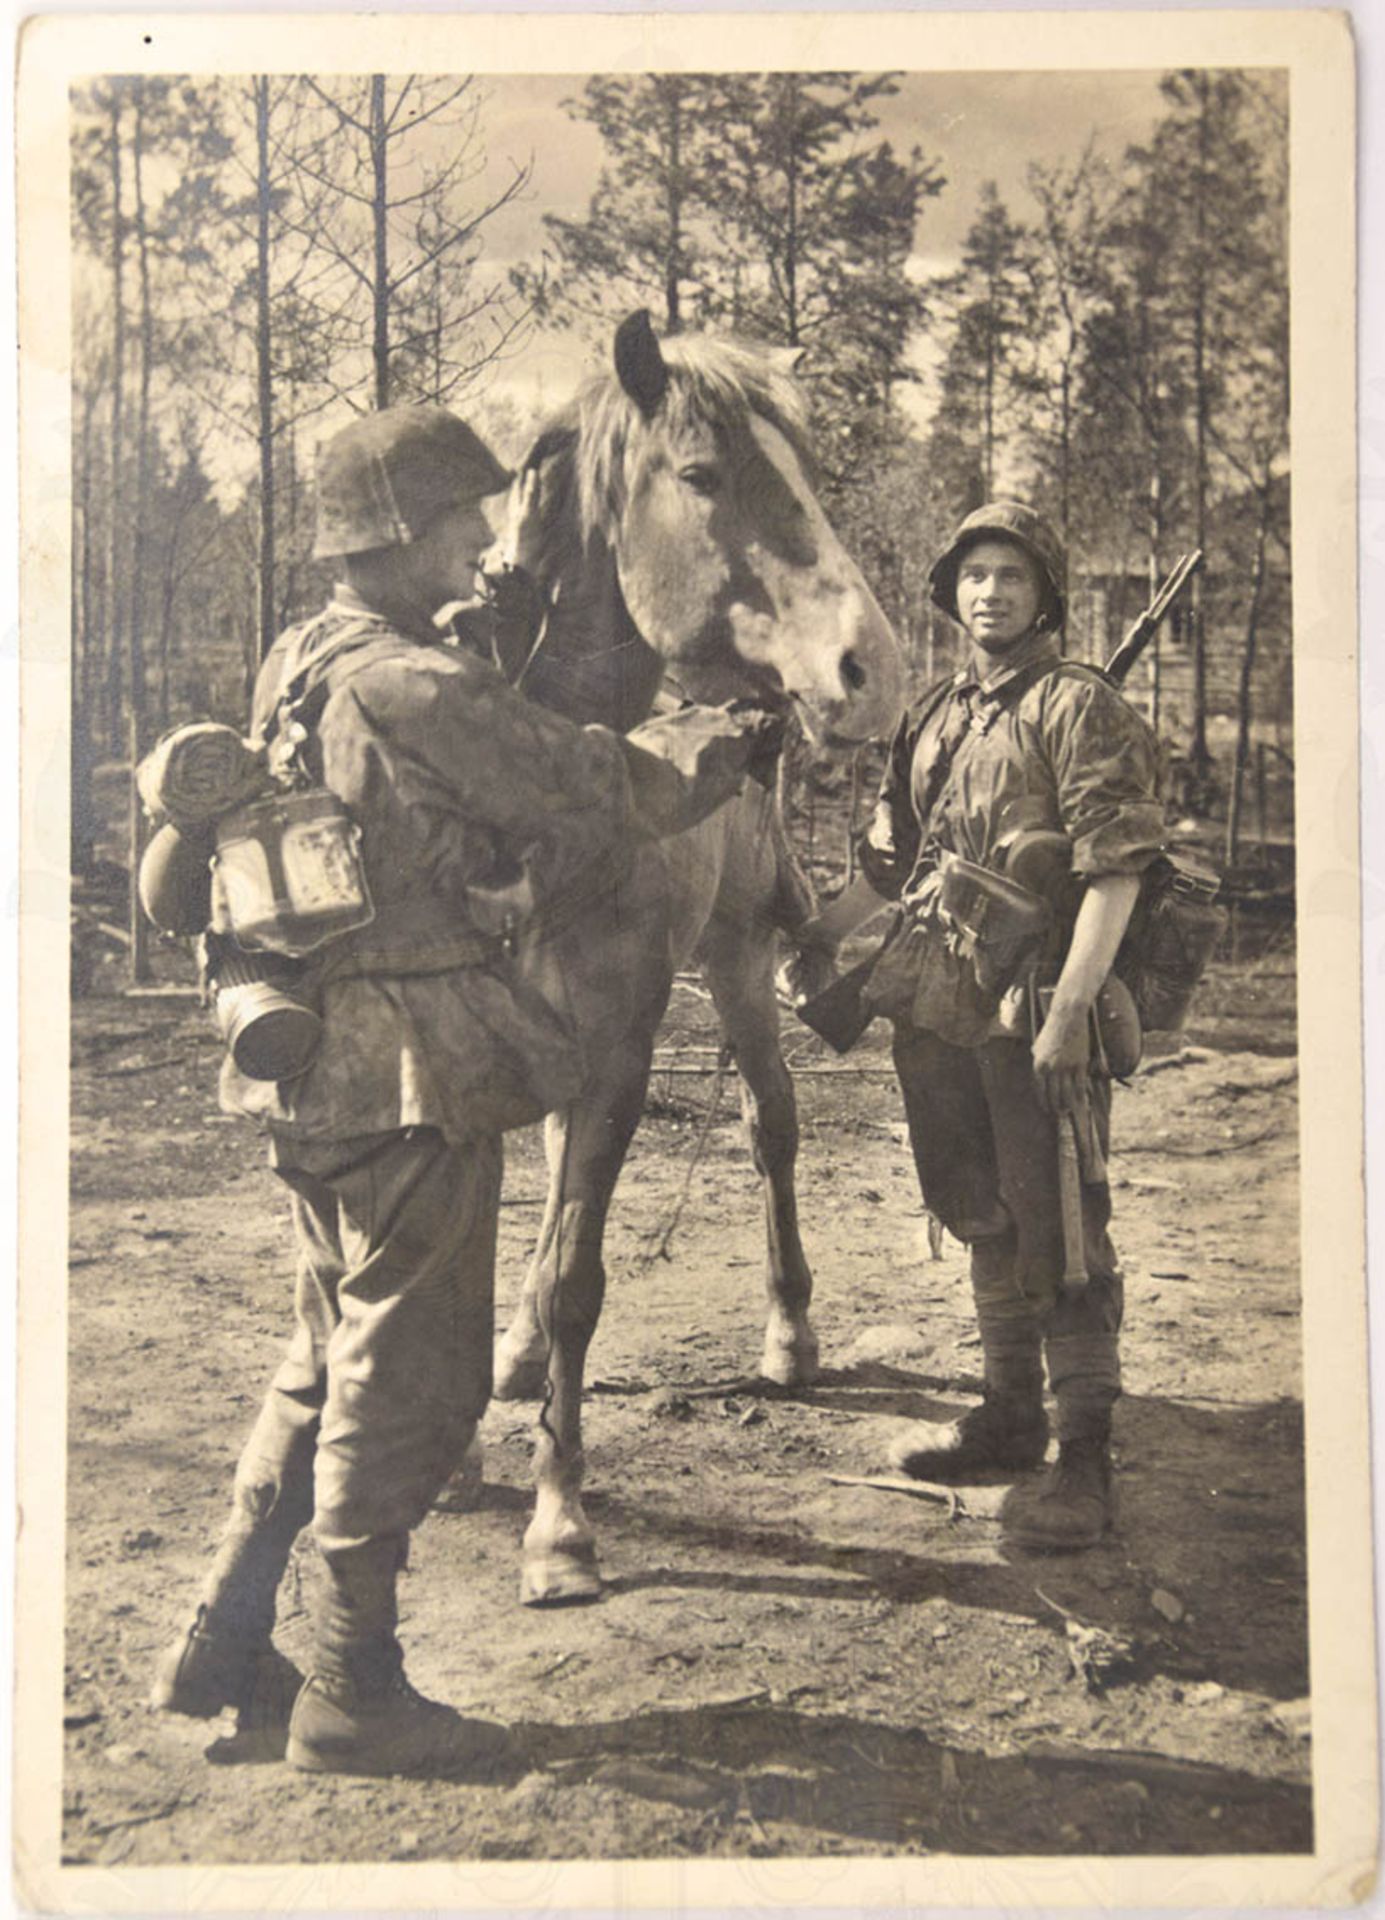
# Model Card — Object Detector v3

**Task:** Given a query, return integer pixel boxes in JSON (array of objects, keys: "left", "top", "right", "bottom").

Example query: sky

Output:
[
  {"left": 466, "top": 67, "right": 1172, "bottom": 428},
  {"left": 82, "top": 65, "right": 1185, "bottom": 490}
]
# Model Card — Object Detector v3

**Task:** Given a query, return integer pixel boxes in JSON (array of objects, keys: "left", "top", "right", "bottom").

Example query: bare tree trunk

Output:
[
  {"left": 664, "top": 88, "right": 682, "bottom": 335},
  {"left": 371, "top": 75, "right": 390, "bottom": 406},
  {"left": 105, "top": 95, "right": 126, "bottom": 761},
  {"left": 158, "top": 570, "right": 175, "bottom": 730},
  {"left": 156, "top": 474, "right": 195, "bottom": 729},
  {"left": 72, "top": 384, "right": 100, "bottom": 874},
  {"left": 982, "top": 318, "right": 995, "bottom": 499},
  {"left": 254, "top": 77, "right": 277, "bottom": 662},
  {"left": 280, "top": 397, "right": 299, "bottom": 627},
  {"left": 1147, "top": 441, "right": 1163, "bottom": 735},
  {"left": 430, "top": 264, "right": 444, "bottom": 401},
  {"left": 783, "top": 80, "right": 800, "bottom": 347},
  {"left": 1058, "top": 357, "right": 1071, "bottom": 550},
  {"left": 1224, "top": 485, "right": 1273, "bottom": 867},
  {"left": 1254, "top": 739, "right": 1268, "bottom": 848},
  {"left": 127, "top": 82, "right": 154, "bottom": 982},
  {"left": 1188, "top": 74, "right": 1213, "bottom": 784}
]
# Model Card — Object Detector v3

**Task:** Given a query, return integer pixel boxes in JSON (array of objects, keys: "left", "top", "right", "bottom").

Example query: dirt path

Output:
[{"left": 62, "top": 983, "right": 1309, "bottom": 1865}]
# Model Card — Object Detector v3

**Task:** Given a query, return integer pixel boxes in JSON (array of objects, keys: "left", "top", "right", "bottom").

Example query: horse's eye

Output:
[{"left": 678, "top": 463, "right": 722, "bottom": 497}]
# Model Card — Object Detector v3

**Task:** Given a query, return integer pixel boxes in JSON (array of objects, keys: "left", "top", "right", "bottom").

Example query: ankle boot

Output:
[
  {"left": 150, "top": 1604, "right": 304, "bottom": 1725},
  {"left": 889, "top": 1387, "right": 1049, "bottom": 1482},
  {"left": 152, "top": 1413, "right": 315, "bottom": 1722},
  {"left": 1000, "top": 1432, "right": 1117, "bottom": 1552},
  {"left": 286, "top": 1538, "right": 510, "bottom": 1779},
  {"left": 150, "top": 1519, "right": 305, "bottom": 1721}
]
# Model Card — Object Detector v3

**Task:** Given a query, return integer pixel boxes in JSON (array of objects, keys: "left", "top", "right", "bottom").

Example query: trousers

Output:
[
  {"left": 891, "top": 1023, "right": 1123, "bottom": 1432},
  {"left": 228, "top": 1125, "right": 502, "bottom": 1557}
]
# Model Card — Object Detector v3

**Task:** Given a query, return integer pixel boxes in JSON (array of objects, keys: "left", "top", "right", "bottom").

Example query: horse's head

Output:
[{"left": 518, "top": 312, "right": 904, "bottom": 747}]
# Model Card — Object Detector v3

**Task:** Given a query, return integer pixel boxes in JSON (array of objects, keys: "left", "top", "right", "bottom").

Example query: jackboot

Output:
[
  {"left": 889, "top": 1291, "right": 1048, "bottom": 1483},
  {"left": 1000, "top": 1431, "right": 1117, "bottom": 1552},
  {"left": 889, "top": 1386, "right": 1049, "bottom": 1481},
  {"left": 286, "top": 1537, "right": 511, "bottom": 1779},
  {"left": 150, "top": 1520, "right": 305, "bottom": 1722}
]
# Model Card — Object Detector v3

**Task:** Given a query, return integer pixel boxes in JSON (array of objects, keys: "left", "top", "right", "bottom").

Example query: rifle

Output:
[
  {"left": 1102, "top": 549, "right": 1203, "bottom": 688},
  {"left": 794, "top": 550, "right": 1205, "bottom": 1054}
]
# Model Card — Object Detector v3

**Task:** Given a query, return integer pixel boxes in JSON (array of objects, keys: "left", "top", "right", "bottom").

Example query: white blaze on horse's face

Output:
[{"left": 613, "top": 408, "right": 904, "bottom": 748}]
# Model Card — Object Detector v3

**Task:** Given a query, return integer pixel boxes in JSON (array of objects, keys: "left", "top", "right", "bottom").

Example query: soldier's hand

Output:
[
  {"left": 724, "top": 701, "right": 787, "bottom": 787},
  {"left": 1031, "top": 1003, "right": 1090, "bottom": 1114}
]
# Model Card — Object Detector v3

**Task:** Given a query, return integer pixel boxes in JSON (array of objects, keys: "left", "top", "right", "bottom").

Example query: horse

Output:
[{"left": 483, "top": 311, "right": 904, "bottom": 1604}]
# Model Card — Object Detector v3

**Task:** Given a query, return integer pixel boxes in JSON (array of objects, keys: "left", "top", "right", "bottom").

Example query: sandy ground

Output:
[{"left": 60, "top": 948, "right": 1309, "bottom": 1865}]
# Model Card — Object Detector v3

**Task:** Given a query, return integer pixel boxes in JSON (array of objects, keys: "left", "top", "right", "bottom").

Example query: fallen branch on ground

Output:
[
  {"left": 826, "top": 1472, "right": 1007, "bottom": 1520},
  {"left": 88, "top": 1795, "right": 185, "bottom": 1836},
  {"left": 1122, "top": 1126, "right": 1281, "bottom": 1157}
]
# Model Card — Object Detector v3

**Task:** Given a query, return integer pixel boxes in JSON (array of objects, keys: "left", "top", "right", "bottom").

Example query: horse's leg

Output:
[
  {"left": 700, "top": 933, "right": 820, "bottom": 1388},
  {"left": 520, "top": 1031, "right": 656, "bottom": 1606},
  {"left": 494, "top": 1111, "right": 566, "bottom": 1403}
]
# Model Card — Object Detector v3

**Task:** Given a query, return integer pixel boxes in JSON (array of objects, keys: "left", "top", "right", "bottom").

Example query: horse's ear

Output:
[
  {"left": 614, "top": 310, "right": 669, "bottom": 416},
  {"left": 769, "top": 344, "right": 807, "bottom": 378}
]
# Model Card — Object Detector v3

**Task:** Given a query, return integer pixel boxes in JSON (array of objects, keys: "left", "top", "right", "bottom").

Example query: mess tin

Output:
[{"left": 213, "top": 787, "right": 374, "bottom": 958}]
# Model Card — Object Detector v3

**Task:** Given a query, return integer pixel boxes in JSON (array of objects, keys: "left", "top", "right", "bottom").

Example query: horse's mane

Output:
[{"left": 562, "top": 333, "right": 816, "bottom": 546}]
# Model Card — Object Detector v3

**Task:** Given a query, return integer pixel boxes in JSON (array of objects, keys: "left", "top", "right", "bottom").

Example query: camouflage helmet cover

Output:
[
  {"left": 312, "top": 405, "right": 511, "bottom": 560},
  {"left": 928, "top": 499, "right": 1067, "bottom": 628}
]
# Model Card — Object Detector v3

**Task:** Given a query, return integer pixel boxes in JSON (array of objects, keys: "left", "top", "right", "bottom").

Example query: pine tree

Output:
[
  {"left": 1019, "top": 147, "right": 1112, "bottom": 550},
  {"left": 1131, "top": 69, "right": 1282, "bottom": 784},
  {"left": 927, "top": 182, "right": 1035, "bottom": 513},
  {"left": 708, "top": 73, "right": 942, "bottom": 483},
  {"left": 536, "top": 75, "right": 728, "bottom": 334}
]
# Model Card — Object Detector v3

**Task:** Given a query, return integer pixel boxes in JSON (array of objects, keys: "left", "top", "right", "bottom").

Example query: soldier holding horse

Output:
[
  {"left": 142, "top": 316, "right": 904, "bottom": 1774},
  {"left": 142, "top": 401, "right": 782, "bottom": 1777}
]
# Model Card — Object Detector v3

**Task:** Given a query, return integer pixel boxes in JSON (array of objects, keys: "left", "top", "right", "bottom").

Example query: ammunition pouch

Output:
[
  {"left": 865, "top": 855, "right": 1050, "bottom": 1046},
  {"left": 936, "top": 854, "right": 1051, "bottom": 995}
]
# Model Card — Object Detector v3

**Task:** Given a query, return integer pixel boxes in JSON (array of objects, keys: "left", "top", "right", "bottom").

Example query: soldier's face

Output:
[
  {"left": 415, "top": 500, "right": 495, "bottom": 602},
  {"left": 955, "top": 540, "right": 1045, "bottom": 652}
]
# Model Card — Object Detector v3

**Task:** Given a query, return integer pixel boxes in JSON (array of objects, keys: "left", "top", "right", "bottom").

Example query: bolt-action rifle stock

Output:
[
  {"left": 793, "top": 551, "right": 1204, "bottom": 1054},
  {"left": 1101, "top": 549, "right": 1203, "bottom": 690}
]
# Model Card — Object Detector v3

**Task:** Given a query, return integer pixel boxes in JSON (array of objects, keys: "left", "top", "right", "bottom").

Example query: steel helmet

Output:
[
  {"left": 312, "top": 405, "right": 511, "bottom": 560},
  {"left": 929, "top": 499, "right": 1067, "bottom": 629}
]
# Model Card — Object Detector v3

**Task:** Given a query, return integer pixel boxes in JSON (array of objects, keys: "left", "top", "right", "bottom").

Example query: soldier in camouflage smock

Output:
[
  {"left": 147, "top": 407, "right": 772, "bottom": 1776},
  {"left": 859, "top": 502, "right": 1163, "bottom": 1553}
]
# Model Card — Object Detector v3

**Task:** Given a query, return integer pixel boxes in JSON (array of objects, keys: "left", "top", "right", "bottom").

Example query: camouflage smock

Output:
[
  {"left": 220, "top": 590, "right": 643, "bottom": 1145},
  {"left": 859, "top": 628, "right": 1164, "bottom": 1045}
]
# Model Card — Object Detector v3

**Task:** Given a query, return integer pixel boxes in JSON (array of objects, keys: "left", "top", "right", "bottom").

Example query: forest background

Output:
[{"left": 67, "top": 66, "right": 1291, "bottom": 976}]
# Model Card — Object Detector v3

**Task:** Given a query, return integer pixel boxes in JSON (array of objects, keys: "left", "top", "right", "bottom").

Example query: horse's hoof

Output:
[
  {"left": 493, "top": 1354, "right": 549, "bottom": 1402},
  {"left": 761, "top": 1332, "right": 820, "bottom": 1389},
  {"left": 519, "top": 1547, "right": 604, "bottom": 1608}
]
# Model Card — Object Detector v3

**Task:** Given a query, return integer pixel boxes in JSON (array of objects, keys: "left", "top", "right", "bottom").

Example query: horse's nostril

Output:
[{"left": 840, "top": 650, "right": 867, "bottom": 693}]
